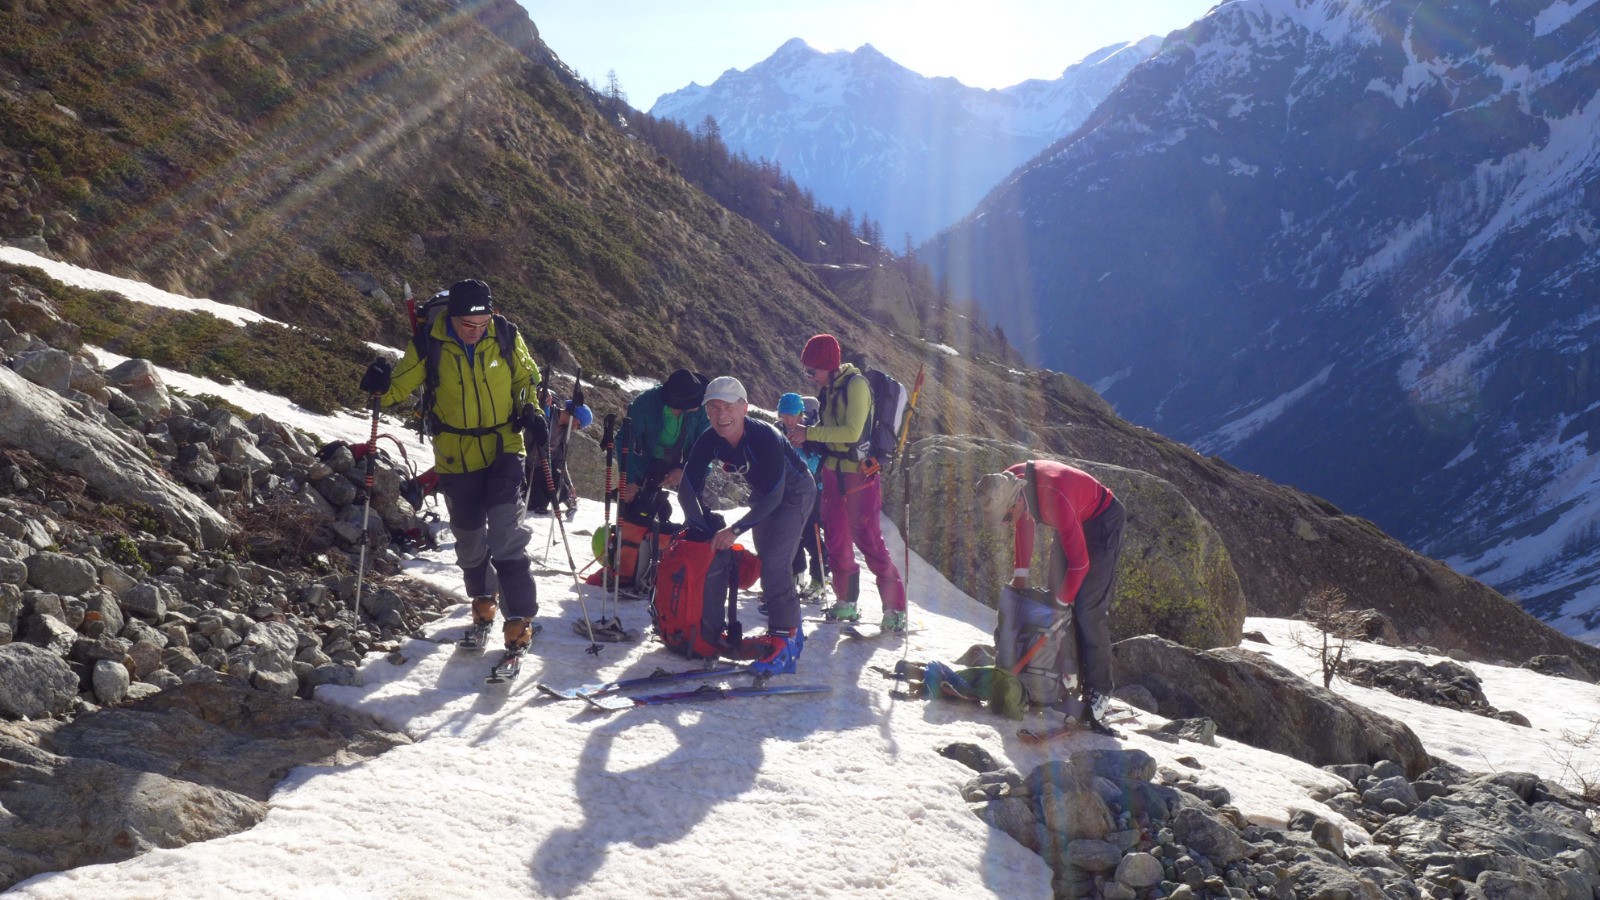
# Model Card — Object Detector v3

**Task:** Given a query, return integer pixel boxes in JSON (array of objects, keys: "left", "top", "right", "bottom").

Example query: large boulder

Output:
[
  {"left": 0, "top": 643, "right": 77, "bottom": 719},
  {"left": 1113, "top": 634, "right": 1429, "bottom": 776},
  {"left": 0, "top": 728, "right": 267, "bottom": 890},
  {"left": 0, "top": 366, "right": 233, "bottom": 548},
  {"left": 42, "top": 681, "right": 412, "bottom": 799},
  {"left": 887, "top": 435, "right": 1246, "bottom": 648}
]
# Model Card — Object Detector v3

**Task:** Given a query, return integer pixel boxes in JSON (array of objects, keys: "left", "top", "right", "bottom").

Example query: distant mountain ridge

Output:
[
  {"left": 926, "top": 0, "right": 1600, "bottom": 640},
  {"left": 650, "top": 36, "right": 1162, "bottom": 242}
]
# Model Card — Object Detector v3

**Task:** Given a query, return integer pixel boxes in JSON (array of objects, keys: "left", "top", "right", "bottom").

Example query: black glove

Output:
[
  {"left": 360, "top": 358, "right": 392, "bottom": 395},
  {"left": 571, "top": 383, "right": 585, "bottom": 408},
  {"left": 521, "top": 405, "right": 549, "bottom": 446}
]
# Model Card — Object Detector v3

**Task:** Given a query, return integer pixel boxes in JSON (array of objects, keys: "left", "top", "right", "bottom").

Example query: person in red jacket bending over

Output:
[{"left": 977, "top": 460, "right": 1126, "bottom": 730}]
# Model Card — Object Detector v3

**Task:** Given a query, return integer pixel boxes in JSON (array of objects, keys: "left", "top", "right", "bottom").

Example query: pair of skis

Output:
[
  {"left": 535, "top": 663, "right": 831, "bottom": 711},
  {"left": 804, "top": 617, "right": 921, "bottom": 641}
]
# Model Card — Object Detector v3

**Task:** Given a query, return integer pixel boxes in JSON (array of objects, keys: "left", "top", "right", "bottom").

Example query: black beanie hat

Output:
[
  {"left": 447, "top": 279, "right": 492, "bottom": 317},
  {"left": 661, "top": 369, "right": 708, "bottom": 409}
]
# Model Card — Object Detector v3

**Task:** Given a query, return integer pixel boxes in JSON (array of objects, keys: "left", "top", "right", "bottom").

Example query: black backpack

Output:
[
  {"left": 405, "top": 290, "right": 524, "bottom": 439},
  {"left": 822, "top": 357, "right": 909, "bottom": 471}
]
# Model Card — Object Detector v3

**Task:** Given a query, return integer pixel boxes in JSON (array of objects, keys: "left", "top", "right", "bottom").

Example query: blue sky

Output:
[{"left": 517, "top": 1, "right": 1221, "bottom": 110}]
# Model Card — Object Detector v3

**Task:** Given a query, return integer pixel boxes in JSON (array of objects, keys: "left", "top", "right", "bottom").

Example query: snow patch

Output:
[{"left": 1194, "top": 364, "right": 1335, "bottom": 454}]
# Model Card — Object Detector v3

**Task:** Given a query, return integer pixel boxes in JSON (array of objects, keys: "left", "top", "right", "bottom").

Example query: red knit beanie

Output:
[{"left": 801, "top": 334, "right": 842, "bottom": 370}]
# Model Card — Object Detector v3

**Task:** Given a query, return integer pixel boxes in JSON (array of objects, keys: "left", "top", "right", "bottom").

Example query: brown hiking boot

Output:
[
  {"left": 470, "top": 595, "right": 498, "bottom": 628},
  {"left": 503, "top": 617, "right": 536, "bottom": 652}
]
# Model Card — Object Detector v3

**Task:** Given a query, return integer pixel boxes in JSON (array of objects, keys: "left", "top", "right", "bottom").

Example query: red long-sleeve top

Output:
[{"left": 1010, "top": 460, "right": 1114, "bottom": 606}]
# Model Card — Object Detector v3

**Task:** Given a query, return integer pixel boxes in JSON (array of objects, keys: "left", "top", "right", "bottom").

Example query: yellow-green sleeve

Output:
[
  {"left": 379, "top": 341, "right": 425, "bottom": 408},
  {"left": 805, "top": 374, "right": 872, "bottom": 445}
]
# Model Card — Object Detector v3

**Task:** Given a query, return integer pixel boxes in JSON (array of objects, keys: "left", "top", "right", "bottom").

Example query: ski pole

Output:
[
  {"left": 352, "top": 393, "right": 381, "bottom": 620},
  {"left": 544, "top": 429, "right": 599, "bottom": 654},
  {"left": 561, "top": 369, "right": 582, "bottom": 519},
  {"left": 600, "top": 413, "right": 617, "bottom": 628}
]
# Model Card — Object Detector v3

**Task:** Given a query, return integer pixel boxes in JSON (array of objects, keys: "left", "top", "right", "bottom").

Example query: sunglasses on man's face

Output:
[{"left": 456, "top": 318, "right": 492, "bottom": 332}]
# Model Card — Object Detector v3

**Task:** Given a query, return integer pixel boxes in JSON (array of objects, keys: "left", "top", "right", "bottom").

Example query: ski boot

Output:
[
  {"left": 744, "top": 626, "right": 804, "bottom": 678},
  {"left": 880, "top": 608, "right": 909, "bottom": 634},
  {"left": 458, "top": 595, "right": 498, "bottom": 648},
  {"left": 1082, "top": 688, "right": 1120, "bottom": 738},
  {"left": 822, "top": 571, "right": 860, "bottom": 621},
  {"left": 504, "top": 617, "right": 539, "bottom": 653}
]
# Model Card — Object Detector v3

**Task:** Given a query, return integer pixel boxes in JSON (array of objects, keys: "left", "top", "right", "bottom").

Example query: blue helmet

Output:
[
  {"left": 566, "top": 401, "right": 594, "bottom": 428},
  {"left": 777, "top": 392, "right": 805, "bottom": 416}
]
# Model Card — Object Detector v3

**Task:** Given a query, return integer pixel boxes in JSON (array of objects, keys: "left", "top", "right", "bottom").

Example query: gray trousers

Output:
[
  {"left": 1047, "top": 497, "right": 1125, "bottom": 696},
  {"left": 438, "top": 451, "right": 537, "bottom": 619},
  {"left": 750, "top": 485, "right": 814, "bottom": 631}
]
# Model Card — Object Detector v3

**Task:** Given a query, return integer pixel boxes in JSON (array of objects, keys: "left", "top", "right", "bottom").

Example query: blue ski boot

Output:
[{"left": 746, "top": 626, "right": 805, "bottom": 677}]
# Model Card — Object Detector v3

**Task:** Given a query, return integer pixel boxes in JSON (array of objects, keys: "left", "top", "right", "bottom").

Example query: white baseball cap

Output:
[{"left": 702, "top": 376, "right": 747, "bottom": 405}]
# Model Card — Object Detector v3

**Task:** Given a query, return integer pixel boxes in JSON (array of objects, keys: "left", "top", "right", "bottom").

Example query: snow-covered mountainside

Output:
[
  {"left": 650, "top": 37, "right": 1162, "bottom": 242},
  {"left": 926, "top": 0, "right": 1600, "bottom": 640}
]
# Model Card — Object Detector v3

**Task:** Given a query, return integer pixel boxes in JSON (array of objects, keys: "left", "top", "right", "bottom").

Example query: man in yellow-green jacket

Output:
[{"left": 360, "top": 278, "right": 543, "bottom": 652}]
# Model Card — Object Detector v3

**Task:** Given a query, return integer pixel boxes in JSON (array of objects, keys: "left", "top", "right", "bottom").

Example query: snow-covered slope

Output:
[
  {"left": 9, "top": 255, "right": 1600, "bottom": 897},
  {"left": 927, "top": 0, "right": 1600, "bottom": 639},
  {"left": 650, "top": 37, "right": 1162, "bottom": 242}
]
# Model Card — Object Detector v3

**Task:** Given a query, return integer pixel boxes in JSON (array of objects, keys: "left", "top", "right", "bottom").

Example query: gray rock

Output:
[
  {"left": 86, "top": 591, "right": 126, "bottom": 637},
  {"left": 0, "top": 367, "right": 232, "bottom": 548},
  {"left": 1114, "top": 851, "right": 1165, "bottom": 889},
  {"left": 981, "top": 796, "right": 1043, "bottom": 852},
  {"left": 13, "top": 347, "right": 73, "bottom": 393},
  {"left": 0, "top": 642, "right": 78, "bottom": 718},
  {"left": 315, "top": 473, "right": 358, "bottom": 508},
  {"left": 1286, "top": 860, "right": 1387, "bottom": 899},
  {"left": 104, "top": 358, "right": 172, "bottom": 419},
  {"left": 1172, "top": 807, "right": 1249, "bottom": 864},
  {"left": 24, "top": 611, "right": 76, "bottom": 656},
  {"left": 25, "top": 550, "right": 98, "bottom": 595},
  {"left": 1114, "top": 635, "right": 1430, "bottom": 777},
  {"left": 126, "top": 639, "right": 165, "bottom": 679},
  {"left": 306, "top": 662, "right": 360, "bottom": 691},
  {"left": 0, "top": 730, "right": 264, "bottom": 888},
  {"left": 250, "top": 667, "right": 298, "bottom": 697},
  {"left": 1068, "top": 838, "right": 1124, "bottom": 872},
  {"left": 121, "top": 583, "right": 167, "bottom": 620},
  {"left": 0, "top": 556, "right": 26, "bottom": 585},
  {"left": 174, "top": 443, "right": 220, "bottom": 489},
  {"left": 1310, "top": 818, "right": 1345, "bottom": 858},
  {"left": 71, "top": 634, "right": 131, "bottom": 665},
  {"left": 1362, "top": 775, "right": 1419, "bottom": 812},
  {"left": 1160, "top": 717, "right": 1219, "bottom": 746},
  {"left": 92, "top": 658, "right": 131, "bottom": 704},
  {"left": 1523, "top": 654, "right": 1594, "bottom": 683},
  {"left": 160, "top": 645, "right": 201, "bottom": 674}
]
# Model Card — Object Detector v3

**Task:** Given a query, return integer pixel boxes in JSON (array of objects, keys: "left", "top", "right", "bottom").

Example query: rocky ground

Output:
[
  {"left": 0, "top": 274, "right": 454, "bottom": 888},
  {"left": 958, "top": 738, "right": 1600, "bottom": 900}
]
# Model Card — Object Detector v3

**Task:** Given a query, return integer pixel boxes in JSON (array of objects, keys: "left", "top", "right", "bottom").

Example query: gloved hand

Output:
[
  {"left": 520, "top": 405, "right": 549, "bottom": 446},
  {"left": 571, "top": 383, "right": 585, "bottom": 408},
  {"left": 360, "top": 358, "right": 392, "bottom": 395}
]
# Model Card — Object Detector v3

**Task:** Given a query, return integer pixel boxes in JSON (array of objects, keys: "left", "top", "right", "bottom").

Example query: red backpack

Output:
[{"left": 651, "top": 537, "right": 760, "bottom": 659}]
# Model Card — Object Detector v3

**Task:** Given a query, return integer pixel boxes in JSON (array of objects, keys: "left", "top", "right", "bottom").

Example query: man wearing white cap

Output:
[
  {"left": 680, "top": 376, "right": 817, "bottom": 675},
  {"left": 976, "top": 460, "right": 1125, "bottom": 732}
]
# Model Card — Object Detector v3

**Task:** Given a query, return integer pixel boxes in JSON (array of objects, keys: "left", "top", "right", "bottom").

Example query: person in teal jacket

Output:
[{"left": 621, "top": 368, "right": 710, "bottom": 526}]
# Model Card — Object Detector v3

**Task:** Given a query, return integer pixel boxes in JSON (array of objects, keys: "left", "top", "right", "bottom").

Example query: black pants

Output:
[
  {"left": 1047, "top": 497, "right": 1124, "bottom": 697},
  {"left": 790, "top": 488, "right": 825, "bottom": 582}
]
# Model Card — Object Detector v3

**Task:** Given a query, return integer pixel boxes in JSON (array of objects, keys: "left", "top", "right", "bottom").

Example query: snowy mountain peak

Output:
[{"left": 650, "top": 37, "right": 1163, "bottom": 241}]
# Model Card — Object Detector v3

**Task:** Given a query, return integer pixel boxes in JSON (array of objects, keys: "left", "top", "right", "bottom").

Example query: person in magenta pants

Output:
[{"left": 785, "top": 333, "right": 907, "bottom": 633}]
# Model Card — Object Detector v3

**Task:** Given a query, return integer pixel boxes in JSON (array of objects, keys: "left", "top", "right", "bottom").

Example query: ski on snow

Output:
[
  {"left": 534, "top": 663, "right": 750, "bottom": 702},
  {"left": 1017, "top": 712, "right": 1139, "bottom": 743},
  {"left": 841, "top": 624, "right": 923, "bottom": 641},
  {"left": 481, "top": 624, "right": 543, "bottom": 686},
  {"left": 583, "top": 681, "right": 833, "bottom": 712}
]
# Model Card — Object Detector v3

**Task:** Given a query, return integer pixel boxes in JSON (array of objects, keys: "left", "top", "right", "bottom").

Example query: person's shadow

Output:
[{"left": 531, "top": 690, "right": 773, "bottom": 893}]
